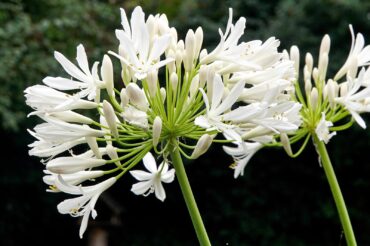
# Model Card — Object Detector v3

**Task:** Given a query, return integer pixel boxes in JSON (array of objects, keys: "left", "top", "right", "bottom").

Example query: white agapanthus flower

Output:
[
  {"left": 109, "top": 6, "right": 173, "bottom": 80},
  {"left": 43, "top": 44, "right": 105, "bottom": 101},
  {"left": 315, "top": 113, "right": 336, "bottom": 144},
  {"left": 55, "top": 176, "right": 116, "bottom": 238},
  {"left": 130, "top": 152, "right": 175, "bottom": 201}
]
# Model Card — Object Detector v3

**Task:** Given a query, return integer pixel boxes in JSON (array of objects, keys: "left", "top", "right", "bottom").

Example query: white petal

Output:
[
  {"left": 213, "top": 80, "right": 244, "bottom": 116},
  {"left": 54, "top": 51, "right": 88, "bottom": 82},
  {"left": 154, "top": 181, "right": 166, "bottom": 201},
  {"left": 130, "top": 170, "right": 154, "bottom": 181},
  {"left": 131, "top": 180, "right": 153, "bottom": 195},
  {"left": 43, "top": 77, "right": 87, "bottom": 90},
  {"left": 142, "top": 152, "right": 158, "bottom": 173}
]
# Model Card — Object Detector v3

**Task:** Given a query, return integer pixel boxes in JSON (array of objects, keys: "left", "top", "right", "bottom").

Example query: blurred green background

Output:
[{"left": 1, "top": 0, "right": 370, "bottom": 245}]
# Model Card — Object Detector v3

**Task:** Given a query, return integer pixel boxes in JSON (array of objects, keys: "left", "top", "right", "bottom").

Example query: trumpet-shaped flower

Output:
[
  {"left": 315, "top": 113, "right": 336, "bottom": 144},
  {"left": 43, "top": 44, "right": 105, "bottom": 100},
  {"left": 130, "top": 152, "right": 175, "bottom": 201},
  {"left": 55, "top": 176, "right": 116, "bottom": 238},
  {"left": 335, "top": 69, "right": 370, "bottom": 128},
  {"left": 109, "top": 6, "right": 173, "bottom": 80}
]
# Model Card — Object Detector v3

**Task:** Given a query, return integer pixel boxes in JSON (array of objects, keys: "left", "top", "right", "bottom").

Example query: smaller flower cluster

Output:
[{"left": 277, "top": 25, "right": 370, "bottom": 157}]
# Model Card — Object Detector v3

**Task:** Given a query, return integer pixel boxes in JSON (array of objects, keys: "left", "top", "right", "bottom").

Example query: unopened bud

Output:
[
  {"left": 280, "top": 133, "right": 293, "bottom": 156},
  {"left": 120, "top": 88, "right": 129, "bottom": 108},
  {"left": 170, "top": 72, "right": 178, "bottom": 92},
  {"left": 147, "top": 70, "right": 158, "bottom": 97},
  {"left": 347, "top": 57, "right": 358, "bottom": 79},
  {"left": 310, "top": 88, "right": 319, "bottom": 111},
  {"left": 101, "top": 55, "right": 114, "bottom": 97},
  {"left": 318, "top": 52, "right": 328, "bottom": 82},
  {"left": 190, "top": 134, "right": 213, "bottom": 159},
  {"left": 103, "top": 100, "right": 118, "bottom": 138},
  {"left": 106, "top": 144, "right": 120, "bottom": 166},
  {"left": 152, "top": 116, "right": 162, "bottom": 147},
  {"left": 340, "top": 82, "right": 348, "bottom": 97},
  {"left": 312, "top": 68, "right": 319, "bottom": 83},
  {"left": 305, "top": 79, "right": 312, "bottom": 97},
  {"left": 86, "top": 137, "right": 101, "bottom": 159},
  {"left": 305, "top": 52, "right": 314, "bottom": 73},
  {"left": 319, "top": 35, "right": 331, "bottom": 58},
  {"left": 160, "top": 87, "right": 166, "bottom": 103},
  {"left": 199, "top": 65, "right": 207, "bottom": 88},
  {"left": 126, "top": 83, "right": 149, "bottom": 111},
  {"left": 194, "top": 27, "right": 203, "bottom": 60},
  {"left": 290, "top": 46, "right": 300, "bottom": 79},
  {"left": 190, "top": 75, "right": 200, "bottom": 97},
  {"left": 199, "top": 49, "right": 208, "bottom": 61}
]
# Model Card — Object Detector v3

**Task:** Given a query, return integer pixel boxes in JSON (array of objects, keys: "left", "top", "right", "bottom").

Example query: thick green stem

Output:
[
  {"left": 169, "top": 142, "right": 211, "bottom": 246},
  {"left": 313, "top": 134, "right": 357, "bottom": 246}
]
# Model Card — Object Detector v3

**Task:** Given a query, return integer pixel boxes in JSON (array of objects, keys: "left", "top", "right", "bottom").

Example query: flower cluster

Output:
[
  {"left": 279, "top": 25, "right": 370, "bottom": 156},
  {"left": 25, "top": 6, "right": 301, "bottom": 237}
]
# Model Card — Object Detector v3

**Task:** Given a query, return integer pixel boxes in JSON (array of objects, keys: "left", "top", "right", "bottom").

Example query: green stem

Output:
[
  {"left": 169, "top": 141, "right": 211, "bottom": 246},
  {"left": 313, "top": 134, "right": 357, "bottom": 246}
]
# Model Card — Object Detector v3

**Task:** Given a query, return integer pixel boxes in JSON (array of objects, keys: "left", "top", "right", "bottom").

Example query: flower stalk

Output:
[
  {"left": 169, "top": 141, "right": 211, "bottom": 246},
  {"left": 313, "top": 134, "right": 357, "bottom": 246}
]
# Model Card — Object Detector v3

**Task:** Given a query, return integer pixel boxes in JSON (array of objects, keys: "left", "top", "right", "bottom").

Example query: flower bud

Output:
[
  {"left": 126, "top": 83, "right": 149, "bottom": 111},
  {"left": 101, "top": 55, "right": 114, "bottom": 97},
  {"left": 199, "top": 65, "right": 207, "bottom": 88},
  {"left": 190, "top": 134, "right": 213, "bottom": 159},
  {"left": 120, "top": 88, "right": 129, "bottom": 108},
  {"left": 199, "top": 49, "right": 208, "bottom": 61},
  {"left": 312, "top": 68, "right": 319, "bottom": 83},
  {"left": 318, "top": 52, "right": 328, "bottom": 82},
  {"left": 190, "top": 75, "right": 200, "bottom": 97},
  {"left": 170, "top": 72, "right": 178, "bottom": 92},
  {"left": 340, "top": 82, "right": 348, "bottom": 97},
  {"left": 106, "top": 144, "right": 120, "bottom": 166},
  {"left": 152, "top": 116, "right": 162, "bottom": 148},
  {"left": 194, "top": 27, "right": 203, "bottom": 60},
  {"left": 310, "top": 87, "right": 319, "bottom": 111},
  {"left": 347, "top": 57, "right": 358, "bottom": 79},
  {"left": 280, "top": 133, "right": 293, "bottom": 156},
  {"left": 47, "top": 156, "right": 106, "bottom": 174},
  {"left": 184, "top": 29, "right": 195, "bottom": 71},
  {"left": 319, "top": 35, "right": 331, "bottom": 58},
  {"left": 86, "top": 137, "right": 101, "bottom": 159},
  {"left": 290, "top": 46, "right": 300, "bottom": 79},
  {"left": 305, "top": 52, "right": 314, "bottom": 74},
  {"left": 103, "top": 100, "right": 119, "bottom": 138},
  {"left": 160, "top": 87, "right": 166, "bottom": 103},
  {"left": 147, "top": 69, "right": 158, "bottom": 97}
]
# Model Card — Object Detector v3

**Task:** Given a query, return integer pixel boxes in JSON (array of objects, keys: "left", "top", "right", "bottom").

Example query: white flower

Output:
[
  {"left": 25, "top": 85, "right": 97, "bottom": 113},
  {"left": 55, "top": 176, "right": 116, "bottom": 238},
  {"left": 315, "top": 113, "right": 336, "bottom": 144},
  {"left": 223, "top": 139, "right": 263, "bottom": 178},
  {"left": 195, "top": 74, "right": 245, "bottom": 131},
  {"left": 130, "top": 152, "right": 175, "bottom": 201},
  {"left": 32, "top": 117, "right": 104, "bottom": 143},
  {"left": 200, "top": 8, "right": 252, "bottom": 66},
  {"left": 27, "top": 129, "right": 85, "bottom": 158},
  {"left": 43, "top": 170, "right": 104, "bottom": 189},
  {"left": 334, "top": 25, "right": 370, "bottom": 81},
  {"left": 46, "top": 156, "right": 106, "bottom": 174},
  {"left": 335, "top": 69, "right": 370, "bottom": 128},
  {"left": 109, "top": 6, "right": 173, "bottom": 80},
  {"left": 121, "top": 105, "right": 148, "bottom": 129},
  {"left": 43, "top": 44, "right": 105, "bottom": 100}
]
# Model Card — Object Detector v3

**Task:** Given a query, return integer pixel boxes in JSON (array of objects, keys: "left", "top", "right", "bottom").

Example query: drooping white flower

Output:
[
  {"left": 335, "top": 69, "right": 370, "bottom": 128},
  {"left": 43, "top": 170, "right": 104, "bottom": 189},
  {"left": 334, "top": 25, "right": 370, "bottom": 81},
  {"left": 32, "top": 117, "right": 104, "bottom": 143},
  {"left": 47, "top": 156, "right": 106, "bottom": 174},
  {"left": 43, "top": 44, "right": 105, "bottom": 100},
  {"left": 109, "top": 6, "right": 173, "bottom": 80},
  {"left": 25, "top": 85, "right": 97, "bottom": 113},
  {"left": 27, "top": 129, "right": 85, "bottom": 158},
  {"left": 223, "top": 139, "right": 263, "bottom": 178},
  {"left": 130, "top": 152, "right": 175, "bottom": 201},
  {"left": 56, "top": 176, "right": 116, "bottom": 238},
  {"left": 315, "top": 113, "right": 336, "bottom": 144}
]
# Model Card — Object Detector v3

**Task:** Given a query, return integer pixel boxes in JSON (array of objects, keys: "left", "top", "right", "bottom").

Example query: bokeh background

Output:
[{"left": 1, "top": 0, "right": 370, "bottom": 245}]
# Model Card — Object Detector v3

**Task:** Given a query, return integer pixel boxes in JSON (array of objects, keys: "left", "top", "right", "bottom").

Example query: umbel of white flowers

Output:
[
  {"left": 25, "top": 6, "right": 301, "bottom": 238},
  {"left": 278, "top": 25, "right": 370, "bottom": 156}
]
